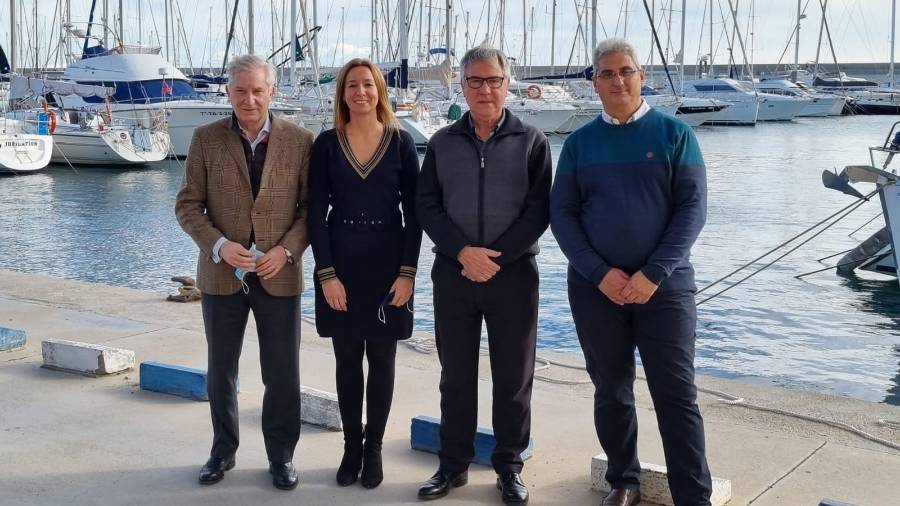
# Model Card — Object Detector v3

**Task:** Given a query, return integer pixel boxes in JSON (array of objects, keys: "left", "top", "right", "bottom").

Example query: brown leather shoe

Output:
[{"left": 602, "top": 488, "right": 641, "bottom": 506}]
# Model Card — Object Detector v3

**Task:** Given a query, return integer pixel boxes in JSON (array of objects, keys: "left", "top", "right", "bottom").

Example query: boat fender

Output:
[{"left": 526, "top": 84, "right": 542, "bottom": 100}]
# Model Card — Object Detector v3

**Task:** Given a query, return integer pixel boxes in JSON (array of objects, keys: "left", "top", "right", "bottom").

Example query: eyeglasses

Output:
[
  {"left": 595, "top": 68, "right": 639, "bottom": 81},
  {"left": 465, "top": 76, "right": 506, "bottom": 89}
]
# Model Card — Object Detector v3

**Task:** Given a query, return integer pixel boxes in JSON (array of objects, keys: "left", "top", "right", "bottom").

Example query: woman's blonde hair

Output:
[{"left": 333, "top": 58, "right": 398, "bottom": 131}]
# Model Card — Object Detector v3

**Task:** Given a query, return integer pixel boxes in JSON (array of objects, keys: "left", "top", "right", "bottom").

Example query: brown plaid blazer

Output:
[{"left": 175, "top": 116, "right": 314, "bottom": 296}]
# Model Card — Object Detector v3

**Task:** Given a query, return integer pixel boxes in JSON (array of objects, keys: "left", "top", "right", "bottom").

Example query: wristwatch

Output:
[{"left": 283, "top": 247, "right": 294, "bottom": 265}]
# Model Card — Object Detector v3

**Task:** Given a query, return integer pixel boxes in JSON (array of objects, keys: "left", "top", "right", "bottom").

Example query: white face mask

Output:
[
  {"left": 234, "top": 244, "right": 264, "bottom": 294},
  {"left": 377, "top": 291, "right": 414, "bottom": 324}
]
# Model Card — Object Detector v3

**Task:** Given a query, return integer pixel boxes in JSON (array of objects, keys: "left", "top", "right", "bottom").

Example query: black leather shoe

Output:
[
  {"left": 360, "top": 440, "right": 383, "bottom": 489},
  {"left": 602, "top": 488, "right": 641, "bottom": 506},
  {"left": 198, "top": 455, "right": 235, "bottom": 485},
  {"left": 269, "top": 461, "right": 299, "bottom": 490},
  {"left": 417, "top": 468, "right": 468, "bottom": 500},
  {"left": 496, "top": 473, "right": 529, "bottom": 504}
]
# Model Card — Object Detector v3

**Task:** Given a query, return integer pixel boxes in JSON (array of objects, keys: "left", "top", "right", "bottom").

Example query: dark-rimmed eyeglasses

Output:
[
  {"left": 465, "top": 76, "right": 506, "bottom": 89},
  {"left": 595, "top": 68, "right": 639, "bottom": 81}
]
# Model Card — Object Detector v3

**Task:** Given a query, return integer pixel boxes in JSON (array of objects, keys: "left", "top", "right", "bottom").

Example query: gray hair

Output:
[
  {"left": 226, "top": 54, "right": 277, "bottom": 87},
  {"left": 592, "top": 38, "right": 642, "bottom": 74},
  {"left": 460, "top": 45, "right": 511, "bottom": 77}
]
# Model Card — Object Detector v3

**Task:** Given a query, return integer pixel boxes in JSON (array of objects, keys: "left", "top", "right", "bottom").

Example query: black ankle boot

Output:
[
  {"left": 360, "top": 438, "right": 383, "bottom": 489},
  {"left": 336, "top": 432, "right": 364, "bottom": 486}
]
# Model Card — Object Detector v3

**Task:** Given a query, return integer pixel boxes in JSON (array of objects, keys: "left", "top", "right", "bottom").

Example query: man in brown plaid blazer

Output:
[{"left": 175, "top": 54, "right": 314, "bottom": 491}]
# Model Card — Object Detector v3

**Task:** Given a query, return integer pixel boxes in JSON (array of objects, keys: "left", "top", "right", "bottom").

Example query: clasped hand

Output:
[
  {"left": 457, "top": 246, "right": 502, "bottom": 282},
  {"left": 220, "top": 241, "right": 288, "bottom": 280},
  {"left": 599, "top": 268, "right": 658, "bottom": 305}
]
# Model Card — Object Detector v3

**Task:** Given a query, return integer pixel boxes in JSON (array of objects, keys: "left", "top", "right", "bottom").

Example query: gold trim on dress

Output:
[{"left": 336, "top": 127, "right": 394, "bottom": 180}]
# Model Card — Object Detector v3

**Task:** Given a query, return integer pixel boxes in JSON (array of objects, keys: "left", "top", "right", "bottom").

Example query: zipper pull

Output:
[{"left": 480, "top": 156, "right": 485, "bottom": 169}]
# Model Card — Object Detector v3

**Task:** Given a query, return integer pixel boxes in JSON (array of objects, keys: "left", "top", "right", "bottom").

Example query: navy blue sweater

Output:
[{"left": 550, "top": 108, "right": 707, "bottom": 292}]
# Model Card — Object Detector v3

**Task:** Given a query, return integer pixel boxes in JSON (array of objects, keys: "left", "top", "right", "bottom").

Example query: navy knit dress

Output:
[{"left": 308, "top": 127, "right": 422, "bottom": 340}]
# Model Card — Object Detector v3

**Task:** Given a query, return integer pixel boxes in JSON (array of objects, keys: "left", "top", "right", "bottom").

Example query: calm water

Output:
[{"left": 2, "top": 115, "right": 899, "bottom": 406}]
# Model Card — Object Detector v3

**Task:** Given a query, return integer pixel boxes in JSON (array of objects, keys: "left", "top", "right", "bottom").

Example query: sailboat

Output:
[
  {"left": 6, "top": 76, "right": 170, "bottom": 165},
  {"left": 0, "top": 45, "right": 53, "bottom": 174}
]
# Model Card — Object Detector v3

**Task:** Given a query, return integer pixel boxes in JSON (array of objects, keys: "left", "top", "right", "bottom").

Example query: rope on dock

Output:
[{"left": 400, "top": 334, "right": 900, "bottom": 452}]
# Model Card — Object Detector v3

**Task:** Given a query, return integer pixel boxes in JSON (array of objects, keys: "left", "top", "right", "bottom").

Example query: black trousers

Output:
[
  {"left": 431, "top": 255, "right": 538, "bottom": 475},
  {"left": 568, "top": 267, "right": 712, "bottom": 506},
  {"left": 200, "top": 274, "right": 302, "bottom": 464},
  {"left": 331, "top": 337, "right": 398, "bottom": 441}
]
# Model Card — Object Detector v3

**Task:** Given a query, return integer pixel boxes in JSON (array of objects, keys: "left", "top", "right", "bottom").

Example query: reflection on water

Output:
[{"left": 1, "top": 116, "right": 900, "bottom": 405}]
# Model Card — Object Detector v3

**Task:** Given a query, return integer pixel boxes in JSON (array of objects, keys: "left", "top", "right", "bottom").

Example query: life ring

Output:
[
  {"left": 48, "top": 110, "right": 57, "bottom": 134},
  {"left": 526, "top": 84, "right": 542, "bottom": 100}
]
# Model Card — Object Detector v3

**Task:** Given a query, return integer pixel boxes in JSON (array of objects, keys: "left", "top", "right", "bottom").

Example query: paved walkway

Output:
[{"left": 1, "top": 270, "right": 898, "bottom": 505}]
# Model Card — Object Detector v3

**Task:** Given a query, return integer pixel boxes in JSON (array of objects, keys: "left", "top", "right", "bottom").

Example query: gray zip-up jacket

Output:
[{"left": 416, "top": 109, "right": 552, "bottom": 266}]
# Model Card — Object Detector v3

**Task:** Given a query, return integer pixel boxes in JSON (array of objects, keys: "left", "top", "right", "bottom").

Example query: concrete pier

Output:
[{"left": 0, "top": 270, "right": 898, "bottom": 505}]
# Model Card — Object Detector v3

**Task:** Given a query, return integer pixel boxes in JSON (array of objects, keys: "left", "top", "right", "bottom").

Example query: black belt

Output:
[{"left": 329, "top": 211, "right": 398, "bottom": 232}]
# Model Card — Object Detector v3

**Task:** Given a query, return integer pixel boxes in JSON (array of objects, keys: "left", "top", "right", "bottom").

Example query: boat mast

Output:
[
  {"left": 249, "top": 0, "right": 255, "bottom": 54},
  {"left": 34, "top": 0, "right": 39, "bottom": 68},
  {"left": 793, "top": 0, "right": 801, "bottom": 80},
  {"left": 118, "top": 0, "right": 124, "bottom": 43},
  {"left": 500, "top": 0, "right": 505, "bottom": 52},
  {"left": 399, "top": 0, "right": 408, "bottom": 92},
  {"left": 10, "top": 0, "right": 16, "bottom": 72},
  {"left": 522, "top": 0, "right": 527, "bottom": 71},
  {"left": 812, "top": 0, "right": 826, "bottom": 82},
  {"left": 550, "top": 0, "right": 556, "bottom": 75},
  {"left": 891, "top": 0, "right": 896, "bottom": 87},
  {"left": 679, "top": 0, "right": 686, "bottom": 92},
  {"left": 709, "top": 0, "right": 713, "bottom": 76},
  {"left": 291, "top": 0, "right": 297, "bottom": 88},
  {"left": 590, "top": 0, "right": 596, "bottom": 50},
  {"left": 445, "top": 0, "right": 451, "bottom": 99},
  {"left": 103, "top": 0, "right": 109, "bottom": 48}
]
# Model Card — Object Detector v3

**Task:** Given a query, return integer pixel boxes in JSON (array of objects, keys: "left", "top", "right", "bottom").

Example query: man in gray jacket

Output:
[{"left": 415, "top": 45, "right": 551, "bottom": 505}]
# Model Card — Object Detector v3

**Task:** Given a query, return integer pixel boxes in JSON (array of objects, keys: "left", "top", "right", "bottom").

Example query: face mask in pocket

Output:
[{"left": 235, "top": 244, "right": 264, "bottom": 293}]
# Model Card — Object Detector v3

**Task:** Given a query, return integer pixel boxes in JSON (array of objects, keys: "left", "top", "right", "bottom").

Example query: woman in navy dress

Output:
[{"left": 308, "top": 58, "right": 422, "bottom": 489}]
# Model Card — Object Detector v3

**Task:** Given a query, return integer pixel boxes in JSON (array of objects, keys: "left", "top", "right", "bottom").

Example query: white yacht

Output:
[
  {"left": 51, "top": 45, "right": 306, "bottom": 157},
  {"left": 756, "top": 78, "right": 846, "bottom": 117},
  {"left": 682, "top": 78, "right": 760, "bottom": 125},
  {"left": 0, "top": 117, "right": 53, "bottom": 174},
  {"left": 562, "top": 80, "right": 731, "bottom": 128},
  {"left": 7, "top": 77, "right": 169, "bottom": 165}
]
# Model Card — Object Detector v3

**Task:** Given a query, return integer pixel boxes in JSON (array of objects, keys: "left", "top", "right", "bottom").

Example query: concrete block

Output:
[
  {"left": 300, "top": 385, "right": 342, "bottom": 431},
  {"left": 41, "top": 339, "right": 134, "bottom": 376},
  {"left": 0, "top": 326, "right": 26, "bottom": 352},
  {"left": 591, "top": 453, "right": 732, "bottom": 506},
  {"left": 140, "top": 361, "right": 238, "bottom": 401},
  {"left": 410, "top": 415, "right": 534, "bottom": 466}
]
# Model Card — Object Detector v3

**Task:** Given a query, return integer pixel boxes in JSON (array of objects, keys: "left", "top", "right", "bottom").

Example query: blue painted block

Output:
[
  {"left": 410, "top": 415, "right": 534, "bottom": 466},
  {"left": 140, "top": 361, "right": 239, "bottom": 401},
  {"left": 0, "top": 326, "right": 26, "bottom": 352},
  {"left": 820, "top": 500, "right": 860, "bottom": 506}
]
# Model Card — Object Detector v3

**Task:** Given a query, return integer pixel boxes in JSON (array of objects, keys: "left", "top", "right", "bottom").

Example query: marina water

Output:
[{"left": 2, "top": 115, "right": 899, "bottom": 406}]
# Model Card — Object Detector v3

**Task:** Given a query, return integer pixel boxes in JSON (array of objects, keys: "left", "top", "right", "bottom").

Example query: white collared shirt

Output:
[
  {"left": 237, "top": 115, "right": 272, "bottom": 153},
  {"left": 601, "top": 99, "right": 651, "bottom": 125}
]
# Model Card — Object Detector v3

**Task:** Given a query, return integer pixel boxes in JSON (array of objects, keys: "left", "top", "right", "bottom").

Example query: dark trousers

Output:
[
  {"left": 431, "top": 255, "right": 538, "bottom": 475},
  {"left": 568, "top": 267, "right": 712, "bottom": 506},
  {"left": 331, "top": 337, "right": 398, "bottom": 441},
  {"left": 200, "top": 274, "right": 302, "bottom": 464}
]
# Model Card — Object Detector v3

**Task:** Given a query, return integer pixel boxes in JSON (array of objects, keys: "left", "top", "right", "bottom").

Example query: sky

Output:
[{"left": 1, "top": 0, "right": 896, "bottom": 72}]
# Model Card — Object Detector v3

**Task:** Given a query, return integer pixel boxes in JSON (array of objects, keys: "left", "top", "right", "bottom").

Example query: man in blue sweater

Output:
[{"left": 550, "top": 39, "right": 712, "bottom": 506}]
